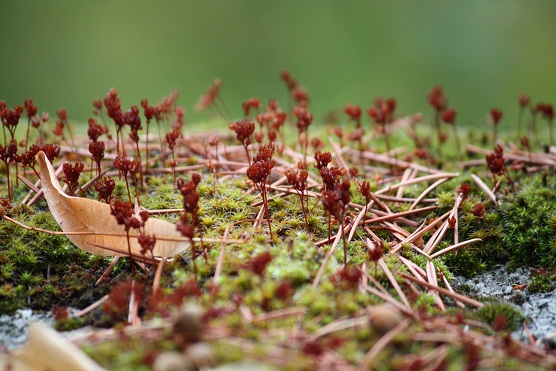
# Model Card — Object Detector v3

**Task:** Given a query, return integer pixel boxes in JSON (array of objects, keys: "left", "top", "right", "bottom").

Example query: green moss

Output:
[
  {"left": 2, "top": 119, "right": 556, "bottom": 369},
  {"left": 476, "top": 301, "right": 524, "bottom": 332},
  {"left": 527, "top": 269, "right": 556, "bottom": 293},
  {"left": 414, "top": 292, "right": 438, "bottom": 316}
]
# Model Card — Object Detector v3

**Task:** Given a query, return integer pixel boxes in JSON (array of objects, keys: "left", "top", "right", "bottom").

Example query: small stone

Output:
[
  {"left": 152, "top": 351, "right": 189, "bottom": 371},
  {"left": 186, "top": 342, "right": 215, "bottom": 369},
  {"left": 369, "top": 304, "right": 403, "bottom": 335},
  {"left": 173, "top": 302, "right": 204, "bottom": 346}
]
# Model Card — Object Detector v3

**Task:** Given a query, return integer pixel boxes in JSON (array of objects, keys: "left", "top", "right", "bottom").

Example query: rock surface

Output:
[{"left": 455, "top": 265, "right": 556, "bottom": 347}]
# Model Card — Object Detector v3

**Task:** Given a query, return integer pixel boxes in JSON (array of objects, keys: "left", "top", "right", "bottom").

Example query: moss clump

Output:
[
  {"left": 476, "top": 301, "right": 524, "bottom": 332},
  {"left": 527, "top": 269, "right": 556, "bottom": 293},
  {"left": 0, "top": 204, "right": 125, "bottom": 315},
  {"left": 443, "top": 171, "right": 556, "bottom": 277},
  {"left": 493, "top": 172, "right": 556, "bottom": 269}
]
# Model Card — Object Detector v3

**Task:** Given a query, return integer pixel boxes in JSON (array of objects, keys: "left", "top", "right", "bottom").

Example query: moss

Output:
[
  {"left": 527, "top": 269, "right": 556, "bottom": 293},
  {"left": 3, "top": 119, "right": 556, "bottom": 369},
  {"left": 414, "top": 292, "right": 438, "bottom": 316},
  {"left": 476, "top": 301, "right": 525, "bottom": 332}
]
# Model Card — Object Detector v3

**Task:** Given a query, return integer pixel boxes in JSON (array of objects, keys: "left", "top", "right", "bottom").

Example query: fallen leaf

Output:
[
  {"left": 3, "top": 322, "right": 106, "bottom": 371},
  {"left": 37, "top": 151, "right": 189, "bottom": 258}
]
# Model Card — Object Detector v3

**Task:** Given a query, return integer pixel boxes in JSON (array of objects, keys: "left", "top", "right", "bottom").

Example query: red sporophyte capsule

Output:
[
  {"left": 57, "top": 109, "right": 67, "bottom": 121},
  {"left": 333, "top": 266, "right": 362, "bottom": 288},
  {"left": 24, "top": 99, "right": 37, "bottom": 119},
  {"left": 38, "top": 143, "right": 61, "bottom": 162},
  {"left": 30, "top": 115, "right": 41, "bottom": 129},
  {"left": 141, "top": 98, "right": 159, "bottom": 123},
  {"left": 538, "top": 103, "right": 554, "bottom": 121},
  {"left": 1, "top": 105, "right": 23, "bottom": 137},
  {"left": 88, "top": 118, "right": 104, "bottom": 142},
  {"left": 294, "top": 106, "right": 313, "bottom": 133},
  {"left": 166, "top": 129, "right": 181, "bottom": 150},
  {"left": 0, "top": 140, "right": 18, "bottom": 163},
  {"left": 62, "top": 162, "right": 84, "bottom": 196},
  {"left": 314, "top": 150, "right": 333, "bottom": 170},
  {"left": 137, "top": 231, "right": 156, "bottom": 256},
  {"left": 311, "top": 137, "right": 325, "bottom": 151},
  {"left": 171, "top": 106, "right": 185, "bottom": 131},
  {"left": 348, "top": 166, "right": 359, "bottom": 179},
  {"left": 428, "top": 85, "right": 447, "bottom": 111},
  {"left": 442, "top": 107, "right": 456, "bottom": 124},
  {"left": 104, "top": 88, "right": 123, "bottom": 125},
  {"left": 386, "top": 98, "right": 397, "bottom": 115},
  {"left": 89, "top": 141, "right": 105, "bottom": 171},
  {"left": 456, "top": 183, "right": 471, "bottom": 200},
  {"left": 367, "top": 97, "right": 395, "bottom": 125},
  {"left": 368, "top": 240, "right": 384, "bottom": 263},
  {"left": 113, "top": 155, "right": 141, "bottom": 176},
  {"left": 291, "top": 86, "right": 309, "bottom": 104},
  {"left": 486, "top": 144, "right": 506, "bottom": 176},
  {"left": 92, "top": 99, "right": 102, "bottom": 110},
  {"left": 275, "top": 281, "right": 293, "bottom": 301},
  {"left": 280, "top": 70, "right": 297, "bottom": 91},
  {"left": 490, "top": 108, "right": 503, "bottom": 125},
  {"left": 229, "top": 119, "right": 255, "bottom": 146},
  {"left": 520, "top": 136, "right": 530, "bottom": 149},
  {"left": 242, "top": 97, "right": 260, "bottom": 117},
  {"left": 247, "top": 251, "right": 272, "bottom": 277},
  {"left": 518, "top": 94, "right": 530, "bottom": 108},
  {"left": 110, "top": 199, "right": 136, "bottom": 231},
  {"left": 344, "top": 104, "right": 361, "bottom": 121},
  {"left": 471, "top": 203, "right": 485, "bottom": 218},
  {"left": 196, "top": 79, "right": 222, "bottom": 111},
  {"left": 94, "top": 176, "right": 115, "bottom": 203},
  {"left": 177, "top": 175, "right": 201, "bottom": 214}
]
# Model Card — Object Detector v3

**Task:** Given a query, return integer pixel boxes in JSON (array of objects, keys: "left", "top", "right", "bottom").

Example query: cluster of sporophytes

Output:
[{"left": 1, "top": 74, "right": 556, "bottom": 369}]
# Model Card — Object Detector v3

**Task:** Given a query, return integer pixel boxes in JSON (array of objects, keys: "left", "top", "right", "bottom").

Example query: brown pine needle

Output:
[
  {"left": 362, "top": 205, "right": 437, "bottom": 225},
  {"left": 251, "top": 307, "right": 307, "bottom": 323},
  {"left": 375, "top": 172, "right": 459, "bottom": 195},
  {"left": 312, "top": 224, "right": 351, "bottom": 288},
  {"left": 429, "top": 238, "right": 482, "bottom": 259},
  {"left": 213, "top": 224, "right": 231, "bottom": 286},
  {"left": 360, "top": 318, "right": 411, "bottom": 368},
  {"left": 75, "top": 295, "right": 110, "bottom": 317},
  {"left": 426, "top": 261, "right": 446, "bottom": 311},
  {"left": 377, "top": 258, "right": 411, "bottom": 310},
  {"left": 400, "top": 272, "right": 484, "bottom": 308},
  {"left": 471, "top": 173, "right": 498, "bottom": 205},
  {"left": 409, "top": 177, "right": 449, "bottom": 210},
  {"left": 440, "top": 272, "right": 465, "bottom": 308}
]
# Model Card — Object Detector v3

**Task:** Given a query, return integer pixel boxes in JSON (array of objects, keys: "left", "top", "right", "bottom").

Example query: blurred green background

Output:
[{"left": 1, "top": 1, "right": 555, "bottom": 128}]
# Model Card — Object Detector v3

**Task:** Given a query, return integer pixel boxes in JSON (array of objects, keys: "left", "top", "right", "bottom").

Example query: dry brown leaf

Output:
[
  {"left": 37, "top": 151, "right": 189, "bottom": 257},
  {"left": 4, "top": 322, "right": 106, "bottom": 371}
]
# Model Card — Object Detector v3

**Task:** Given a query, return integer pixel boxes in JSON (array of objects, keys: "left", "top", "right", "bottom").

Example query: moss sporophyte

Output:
[{"left": 1, "top": 77, "right": 556, "bottom": 369}]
